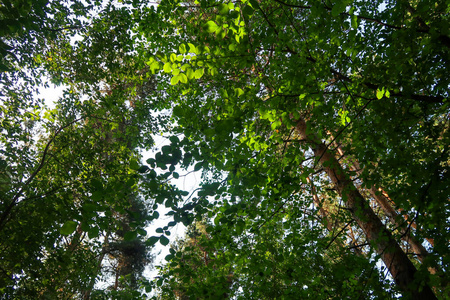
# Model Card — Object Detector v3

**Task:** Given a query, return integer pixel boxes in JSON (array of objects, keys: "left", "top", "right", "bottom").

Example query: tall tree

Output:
[
  {"left": 0, "top": 0, "right": 165, "bottom": 297},
  {"left": 1, "top": 0, "right": 449, "bottom": 298},
  {"left": 142, "top": 0, "right": 449, "bottom": 298}
]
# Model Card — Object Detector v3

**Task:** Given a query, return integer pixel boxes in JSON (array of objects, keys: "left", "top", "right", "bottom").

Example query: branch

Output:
[
  {"left": 0, "top": 117, "right": 84, "bottom": 231},
  {"left": 348, "top": 242, "right": 369, "bottom": 250},
  {"left": 42, "top": 26, "right": 82, "bottom": 32},
  {"left": 325, "top": 219, "right": 354, "bottom": 250}
]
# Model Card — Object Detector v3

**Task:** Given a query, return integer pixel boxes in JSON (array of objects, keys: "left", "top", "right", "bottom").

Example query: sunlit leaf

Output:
[{"left": 205, "top": 21, "right": 219, "bottom": 33}]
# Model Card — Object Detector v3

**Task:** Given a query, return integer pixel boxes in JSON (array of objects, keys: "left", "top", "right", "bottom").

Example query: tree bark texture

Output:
[
  {"left": 333, "top": 142, "right": 433, "bottom": 264},
  {"left": 296, "top": 118, "right": 436, "bottom": 299}
]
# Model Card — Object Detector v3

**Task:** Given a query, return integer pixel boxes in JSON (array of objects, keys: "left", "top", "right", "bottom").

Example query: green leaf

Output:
[
  {"left": 243, "top": 5, "right": 254, "bottom": 17},
  {"left": 179, "top": 43, "right": 187, "bottom": 54},
  {"left": 218, "top": 3, "right": 229, "bottom": 15},
  {"left": 331, "top": 2, "right": 346, "bottom": 17},
  {"left": 88, "top": 227, "right": 99, "bottom": 239},
  {"left": 181, "top": 63, "right": 190, "bottom": 71},
  {"left": 235, "top": 88, "right": 244, "bottom": 97},
  {"left": 163, "top": 62, "right": 172, "bottom": 73},
  {"left": 137, "top": 228, "right": 147, "bottom": 236},
  {"left": 146, "top": 236, "right": 159, "bottom": 246},
  {"left": 171, "top": 75, "right": 180, "bottom": 85},
  {"left": 160, "top": 235, "right": 170, "bottom": 246},
  {"left": 205, "top": 21, "right": 219, "bottom": 33},
  {"left": 169, "top": 136, "right": 180, "bottom": 144},
  {"left": 130, "top": 159, "right": 140, "bottom": 170},
  {"left": 186, "top": 68, "right": 194, "bottom": 79},
  {"left": 180, "top": 73, "right": 188, "bottom": 84},
  {"left": 165, "top": 254, "right": 174, "bottom": 261},
  {"left": 173, "top": 106, "right": 184, "bottom": 117},
  {"left": 82, "top": 203, "right": 98, "bottom": 212},
  {"left": 172, "top": 68, "right": 180, "bottom": 76},
  {"left": 124, "top": 231, "right": 138, "bottom": 241},
  {"left": 194, "top": 161, "right": 203, "bottom": 171},
  {"left": 60, "top": 221, "right": 77, "bottom": 235},
  {"left": 351, "top": 15, "right": 358, "bottom": 29},
  {"left": 138, "top": 165, "right": 150, "bottom": 173},
  {"left": 188, "top": 43, "right": 198, "bottom": 54},
  {"left": 194, "top": 68, "right": 204, "bottom": 79},
  {"left": 376, "top": 88, "right": 384, "bottom": 99}
]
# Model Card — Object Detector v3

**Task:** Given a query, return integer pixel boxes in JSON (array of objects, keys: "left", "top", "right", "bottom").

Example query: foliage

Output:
[
  {"left": 157, "top": 221, "right": 235, "bottom": 299},
  {"left": 0, "top": 0, "right": 163, "bottom": 298},
  {"left": 0, "top": 0, "right": 449, "bottom": 298},
  {"left": 142, "top": 0, "right": 449, "bottom": 298}
]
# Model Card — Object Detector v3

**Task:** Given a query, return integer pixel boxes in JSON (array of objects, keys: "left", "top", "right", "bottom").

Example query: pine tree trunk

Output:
[
  {"left": 333, "top": 141, "right": 433, "bottom": 264},
  {"left": 83, "top": 231, "right": 110, "bottom": 300},
  {"left": 296, "top": 118, "right": 436, "bottom": 299},
  {"left": 308, "top": 176, "right": 364, "bottom": 256}
]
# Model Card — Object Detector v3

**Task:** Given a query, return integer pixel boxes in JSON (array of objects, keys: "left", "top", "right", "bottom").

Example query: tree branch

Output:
[{"left": 0, "top": 117, "right": 84, "bottom": 231}]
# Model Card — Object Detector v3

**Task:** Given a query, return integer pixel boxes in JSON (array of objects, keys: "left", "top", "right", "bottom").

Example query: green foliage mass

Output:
[
  {"left": 0, "top": 0, "right": 449, "bottom": 299},
  {"left": 143, "top": 0, "right": 449, "bottom": 298}
]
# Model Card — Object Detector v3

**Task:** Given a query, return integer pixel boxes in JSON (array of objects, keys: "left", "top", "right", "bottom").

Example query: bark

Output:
[
  {"left": 83, "top": 231, "right": 110, "bottom": 300},
  {"left": 307, "top": 177, "right": 334, "bottom": 233},
  {"left": 296, "top": 118, "right": 436, "bottom": 299},
  {"left": 372, "top": 187, "right": 435, "bottom": 248},
  {"left": 334, "top": 143, "right": 433, "bottom": 264},
  {"left": 308, "top": 177, "right": 363, "bottom": 256}
]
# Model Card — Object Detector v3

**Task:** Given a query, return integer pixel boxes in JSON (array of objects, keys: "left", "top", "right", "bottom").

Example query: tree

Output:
[
  {"left": 143, "top": 0, "right": 449, "bottom": 298},
  {"left": 0, "top": 1, "right": 164, "bottom": 298},
  {"left": 1, "top": 0, "right": 449, "bottom": 298},
  {"left": 157, "top": 221, "right": 234, "bottom": 300}
]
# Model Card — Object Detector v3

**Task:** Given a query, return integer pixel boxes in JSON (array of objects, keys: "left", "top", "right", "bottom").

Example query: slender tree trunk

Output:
[
  {"left": 83, "top": 231, "right": 110, "bottom": 300},
  {"left": 333, "top": 142, "right": 433, "bottom": 264},
  {"left": 296, "top": 118, "right": 436, "bottom": 299},
  {"left": 369, "top": 186, "right": 435, "bottom": 247},
  {"left": 307, "top": 177, "right": 334, "bottom": 233},
  {"left": 308, "top": 177, "right": 364, "bottom": 256}
]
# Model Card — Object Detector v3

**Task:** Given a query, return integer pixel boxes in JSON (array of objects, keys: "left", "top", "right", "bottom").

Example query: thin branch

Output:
[
  {"left": 0, "top": 117, "right": 84, "bottom": 231},
  {"left": 313, "top": 96, "right": 373, "bottom": 169},
  {"left": 348, "top": 242, "right": 369, "bottom": 250},
  {"left": 325, "top": 219, "right": 354, "bottom": 250},
  {"left": 42, "top": 26, "right": 82, "bottom": 32}
]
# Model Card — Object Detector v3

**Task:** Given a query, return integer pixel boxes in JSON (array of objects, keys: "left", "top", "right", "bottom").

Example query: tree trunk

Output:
[
  {"left": 307, "top": 177, "right": 364, "bottom": 255},
  {"left": 296, "top": 118, "right": 436, "bottom": 299},
  {"left": 333, "top": 141, "right": 433, "bottom": 264},
  {"left": 83, "top": 231, "right": 110, "bottom": 300}
]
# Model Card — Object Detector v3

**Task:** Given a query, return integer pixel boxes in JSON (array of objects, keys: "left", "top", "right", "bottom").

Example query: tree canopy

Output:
[{"left": 0, "top": 0, "right": 448, "bottom": 299}]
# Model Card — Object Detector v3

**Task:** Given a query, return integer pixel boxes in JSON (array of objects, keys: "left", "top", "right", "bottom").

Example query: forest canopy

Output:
[{"left": 0, "top": 0, "right": 449, "bottom": 299}]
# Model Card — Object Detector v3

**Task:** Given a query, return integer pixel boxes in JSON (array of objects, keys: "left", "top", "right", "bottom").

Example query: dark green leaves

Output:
[
  {"left": 146, "top": 236, "right": 160, "bottom": 246},
  {"left": 160, "top": 235, "right": 170, "bottom": 246},
  {"left": 194, "top": 161, "right": 203, "bottom": 171},
  {"left": 60, "top": 221, "right": 77, "bottom": 235},
  {"left": 331, "top": 2, "right": 347, "bottom": 17},
  {"left": 124, "top": 230, "right": 138, "bottom": 241},
  {"left": 215, "top": 4, "right": 226, "bottom": 16}
]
